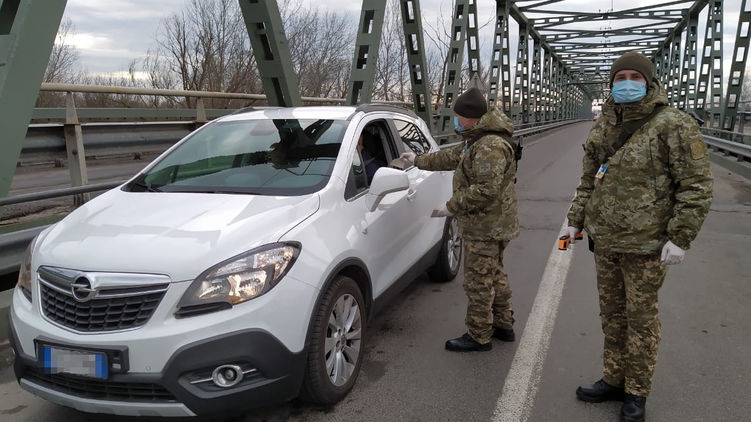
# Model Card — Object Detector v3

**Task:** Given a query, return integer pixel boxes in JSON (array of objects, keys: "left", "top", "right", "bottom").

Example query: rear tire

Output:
[
  {"left": 428, "top": 216, "right": 462, "bottom": 282},
  {"left": 300, "top": 276, "right": 365, "bottom": 404}
]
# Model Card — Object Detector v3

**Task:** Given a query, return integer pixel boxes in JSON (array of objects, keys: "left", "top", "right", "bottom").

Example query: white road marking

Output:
[{"left": 491, "top": 218, "right": 576, "bottom": 422}]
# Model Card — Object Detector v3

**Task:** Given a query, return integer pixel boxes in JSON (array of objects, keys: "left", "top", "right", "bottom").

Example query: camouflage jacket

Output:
[
  {"left": 415, "top": 107, "right": 519, "bottom": 241},
  {"left": 567, "top": 81, "right": 713, "bottom": 254}
]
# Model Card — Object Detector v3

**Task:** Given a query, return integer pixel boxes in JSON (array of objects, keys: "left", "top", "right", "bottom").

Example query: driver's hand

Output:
[
  {"left": 400, "top": 152, "right": 416, "bottom": 165},
  {"left": 431, "top": 204, "right": 453, "bottom": 218}
]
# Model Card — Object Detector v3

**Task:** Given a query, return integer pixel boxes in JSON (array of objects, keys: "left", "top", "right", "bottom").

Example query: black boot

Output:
[
  {"left": 445, "top": 333, "right": 492, "bottom": 352},
  {"left": 620, "top": 393, "right": 646, "bottom": 422},
  {"left": 576, "top": 379, "right": 625, "bottom": 402},
  {"left": 493, "top": 327, "right": 515, "bottom": 342}
]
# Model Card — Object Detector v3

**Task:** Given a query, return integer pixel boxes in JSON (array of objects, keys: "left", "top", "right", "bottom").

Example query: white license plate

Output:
[{"left": 40, "top": 346, "right": 109, "bottom": 379}]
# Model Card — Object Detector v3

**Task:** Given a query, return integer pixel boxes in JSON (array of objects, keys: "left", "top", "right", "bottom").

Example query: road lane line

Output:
[{"left": 491, "top": 218, "right": 575, "bottom": 422}]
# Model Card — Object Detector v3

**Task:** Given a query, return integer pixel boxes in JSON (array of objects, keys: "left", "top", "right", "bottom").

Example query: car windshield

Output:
[{"left": 128, "top": 118, "right": 348, "bottom": 195}]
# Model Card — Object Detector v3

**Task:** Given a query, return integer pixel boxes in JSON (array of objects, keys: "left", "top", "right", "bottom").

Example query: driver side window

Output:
[{"left": 345, "top": 121, "right": 392, "bottom": 200}]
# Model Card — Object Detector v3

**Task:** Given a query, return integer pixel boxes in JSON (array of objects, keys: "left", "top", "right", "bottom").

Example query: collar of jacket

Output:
[
  {"left": 602, "top": 79, "right": 669, "bottom": 125},
  {"left": 458, "top": 107, "right": 515, "bottom": 146}
]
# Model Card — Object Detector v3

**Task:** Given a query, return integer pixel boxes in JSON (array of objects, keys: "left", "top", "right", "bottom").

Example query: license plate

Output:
[{"left": 40, "top": 345, "right": 109, "bottom": 379}]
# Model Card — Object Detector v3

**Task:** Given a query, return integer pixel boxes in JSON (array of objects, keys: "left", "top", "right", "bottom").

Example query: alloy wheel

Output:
[{"left": 325, "top": 293, "right": 362, "bottom": 387}]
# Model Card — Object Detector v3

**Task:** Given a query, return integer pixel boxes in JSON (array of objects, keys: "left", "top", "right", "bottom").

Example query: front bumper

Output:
[{"left": 10, "top": 314, "right": 308, "bottom": 417}]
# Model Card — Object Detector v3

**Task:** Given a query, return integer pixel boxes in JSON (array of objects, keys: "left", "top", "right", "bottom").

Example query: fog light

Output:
[{"left": 211, "top": 364, "right": 243, "bottom": 388}]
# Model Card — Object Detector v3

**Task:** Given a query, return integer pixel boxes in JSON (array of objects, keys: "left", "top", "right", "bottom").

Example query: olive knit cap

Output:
[
  {"left": 453, "top": 87, "right": 488, "bottom": 118},
  {"left": 609, "top": 51, "right": 654, "bottom": 86}
]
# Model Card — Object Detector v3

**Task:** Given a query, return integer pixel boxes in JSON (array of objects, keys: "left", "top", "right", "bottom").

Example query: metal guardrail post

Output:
[
  {"left": 63, "top": 91, "right": 89, "bottom": 206},
  {"left": 195, "top": 97, "right": 207, "bottom": 128}
]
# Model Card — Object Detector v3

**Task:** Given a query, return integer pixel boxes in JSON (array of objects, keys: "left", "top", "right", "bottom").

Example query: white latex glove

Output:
[
  {"left": 431, "top": 204, "right": 453, "bottom": 218},
  {"left": 567, "top": 226, "right": 581, "bottom": 243},
  {"left": 400, "top": 151, "right": 416, "bottom": 165},
  {"left": 660, "top": 240, "right": 685, "bottom": 265}
]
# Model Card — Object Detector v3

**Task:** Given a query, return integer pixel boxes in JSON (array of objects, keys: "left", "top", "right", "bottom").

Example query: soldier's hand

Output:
[
  {"left": 660, "top": 240, "right": 685, "bottom": 265},
  {"left": 400, "top": 152, "right": 416, "bottom": 165},
  {"left": 431, "top": 204, "right": 453, "bottom": 218},
  {"left": 567, "top": 226, "right": 581, "bottom": 243}
]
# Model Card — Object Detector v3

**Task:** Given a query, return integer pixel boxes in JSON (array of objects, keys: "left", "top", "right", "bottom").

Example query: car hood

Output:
[{"left": 36, "top": 189, "right": 320, "bottom": 281}]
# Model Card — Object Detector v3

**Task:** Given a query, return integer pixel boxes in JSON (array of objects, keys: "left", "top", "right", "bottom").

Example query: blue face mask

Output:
[
  {"left": 611, "top": 80, "right": 647, "bottom": 104},
  {"left": 454, "top": 116, "right": 464, "bottom": 132}
]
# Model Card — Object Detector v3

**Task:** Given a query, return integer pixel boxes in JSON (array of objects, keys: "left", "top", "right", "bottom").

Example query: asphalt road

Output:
[{"left": 1, "top": 122, "right": 749, "bottom": 422}]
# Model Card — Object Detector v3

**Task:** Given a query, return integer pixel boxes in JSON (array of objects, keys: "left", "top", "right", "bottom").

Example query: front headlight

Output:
[
  {"left": 176, "top": 242, "right": 300, "bottom": 317},
  {"left": 17, "top": 236, "right": 37, "bottom": 301}
]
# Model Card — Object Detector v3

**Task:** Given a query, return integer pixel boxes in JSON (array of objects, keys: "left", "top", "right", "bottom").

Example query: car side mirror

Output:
[{"left": 366, "top": 167, "right": 410, "bottom": 212}]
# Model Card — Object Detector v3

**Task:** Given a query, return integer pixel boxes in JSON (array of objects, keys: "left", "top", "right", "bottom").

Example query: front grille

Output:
[
  {"left": 38, "top": 266, "right": 169, "bottom": 332},
  {"left": 25, "top": 367, "right": 176, "bottom": 402}
]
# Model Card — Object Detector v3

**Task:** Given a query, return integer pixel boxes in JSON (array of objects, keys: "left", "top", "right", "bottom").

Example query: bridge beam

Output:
[
  {"left": 465, "top": 0, "right": 481, "bottom": 79},
  {"left": 721, "top": 0, "right": 750, "bottom": 131},
  {"left": 399, "top": 0, "right": 433, "bottom": 129},
  {"left": 488, "top": 0, "right": 512, "bottom": 115},
  {"left": 346, "top": 0, "right": 387, "bottom": 105},
  {"left": 0, "top": 0, "right": 67, "bottom": 215},
  {"left": 438, "top": 0, "right": 469, "bottom": 133},
  {"left": 681, "top": 9, "right": 700, "bottom": 111},
  {"left": 239, "top": 0, "right": 301, "bottom": 107}
]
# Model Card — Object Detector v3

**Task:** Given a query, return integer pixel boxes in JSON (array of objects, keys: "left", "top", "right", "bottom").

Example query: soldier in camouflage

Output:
[
  {"left": 401, "top": 87, "right": 519, "bottom": 352},
  {"left": 567, "top": 52, "right": 713, "bottom": 422}
]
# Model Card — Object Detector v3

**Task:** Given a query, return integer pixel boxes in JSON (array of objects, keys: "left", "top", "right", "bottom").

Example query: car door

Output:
[
  {"left": 342, "top": 116, "right": 419, "bottom": 298},
  {"left": 387, "top": 117, "right": 450, "bottom": 269}
]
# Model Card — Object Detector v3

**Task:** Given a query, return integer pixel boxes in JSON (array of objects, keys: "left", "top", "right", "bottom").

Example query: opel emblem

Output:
[{"left": 71, "top": 276, "right": 96, "bottom": 302}]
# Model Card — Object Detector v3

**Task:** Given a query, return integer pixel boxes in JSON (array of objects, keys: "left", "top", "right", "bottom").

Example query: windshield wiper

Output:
[
  {"left": 172, "top": 189, "right": 264, "bottom": 195},
  {"left": 131, "top": 180, "right": 163, "bottom": 192}
]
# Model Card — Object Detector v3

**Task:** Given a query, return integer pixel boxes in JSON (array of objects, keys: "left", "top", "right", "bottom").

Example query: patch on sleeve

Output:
[
  {"left": 689, "top": 139, "right": 707, "bottom": 160},
  {"left": 477, "top": 162, "right": 492, "bottom": 176}
]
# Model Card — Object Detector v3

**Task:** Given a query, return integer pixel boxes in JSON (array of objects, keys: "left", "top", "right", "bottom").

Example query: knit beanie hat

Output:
[
  {"left": 453, "top": 87, "right": 488, "bottom": 118},
  {"left": 610, "top": 51, "right": 654, "bottom": 86}
]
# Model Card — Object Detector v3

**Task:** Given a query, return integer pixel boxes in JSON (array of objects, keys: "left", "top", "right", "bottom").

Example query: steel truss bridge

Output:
[{"left": 0, "top": 0, "right": 750, "bottom": 213}]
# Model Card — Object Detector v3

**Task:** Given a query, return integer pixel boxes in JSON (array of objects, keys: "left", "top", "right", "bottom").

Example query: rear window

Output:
[{"left": 129, "top": 119, "right": 347, "bottom": 196}]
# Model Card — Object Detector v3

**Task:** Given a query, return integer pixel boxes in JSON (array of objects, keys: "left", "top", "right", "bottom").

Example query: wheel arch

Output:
[{"left": 303, "top": 258, "right": 373, "bottom": 350}]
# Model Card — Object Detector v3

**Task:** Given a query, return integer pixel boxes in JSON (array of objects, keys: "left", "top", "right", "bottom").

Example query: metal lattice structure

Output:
[{"left": 1, "top": 0, "right": 750, "bottom": 206}]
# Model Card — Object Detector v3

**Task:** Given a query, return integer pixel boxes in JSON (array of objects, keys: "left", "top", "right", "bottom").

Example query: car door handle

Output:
[{"left": 406, "top": 189, "right": 417, "bottom": 202}]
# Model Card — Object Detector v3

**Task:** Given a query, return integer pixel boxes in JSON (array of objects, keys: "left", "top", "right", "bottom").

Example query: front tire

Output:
[
  {"left": 300, "top": 276, "right": 365, "bottom": 404},
  {"left": 428, "top": 216, "right": 462, "bottom": 282}
]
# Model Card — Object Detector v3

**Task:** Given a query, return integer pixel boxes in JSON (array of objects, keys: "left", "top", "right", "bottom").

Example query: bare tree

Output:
[
  {"left": 423, "top": 1, "right": 455, "bottom": 109},
  {"left": 37, "top": 18, "right": 81, "bottom": 107},
  {"left": 282, "top": 0, "right": 354, "bottom": 98},
  {"left": 147, "top": 0, "right": 259, "bottom": 107}
]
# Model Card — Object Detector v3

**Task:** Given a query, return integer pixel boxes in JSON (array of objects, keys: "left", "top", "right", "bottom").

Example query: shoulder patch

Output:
[
  {"left": 689, "top": 139, "right": 707, "bottom": 160},
  {"left": 478, "top": 162, "right": 492, "bottom": 175}
]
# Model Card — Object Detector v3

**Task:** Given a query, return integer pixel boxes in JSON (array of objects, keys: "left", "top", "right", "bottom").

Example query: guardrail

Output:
[
  {"left": 435, "top": 118, "right": 584, "bottom": 145},
  {"left": 703, "top": 135, "right": 751, "bottom": 161}
]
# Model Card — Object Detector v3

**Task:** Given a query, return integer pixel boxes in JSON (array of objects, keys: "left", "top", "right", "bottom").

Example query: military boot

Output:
[
  {"left": 620, "top": 394, "right": 646, "bottom": 422},
  {"left": 575, "top": 379, "right": 625, "bottom": 402},
  {"left": 445, "top": 333, "right": 492, "bottom": 352},
  {"left": 492, "top": 327, "right": 515, "bottom": 342}
]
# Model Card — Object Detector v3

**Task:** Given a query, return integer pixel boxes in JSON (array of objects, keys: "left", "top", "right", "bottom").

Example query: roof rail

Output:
[
  {"left": 229, "top": 106, "right": 281, "bottom": 116},
  {"left": 353, "top": 103, "right": 418, "bottom": 119}
]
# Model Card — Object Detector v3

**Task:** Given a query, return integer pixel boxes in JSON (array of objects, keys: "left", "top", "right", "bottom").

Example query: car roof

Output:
[{"left": 218, "top": 104, "right": 418, "bottom": 122}]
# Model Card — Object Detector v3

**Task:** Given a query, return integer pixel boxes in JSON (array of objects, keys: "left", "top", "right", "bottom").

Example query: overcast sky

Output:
[{"left": 62, "top": 0, "right": 744, "bottom": 84}]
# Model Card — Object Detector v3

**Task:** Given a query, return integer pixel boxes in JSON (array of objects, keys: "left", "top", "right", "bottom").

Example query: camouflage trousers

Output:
[
  {"left": 463, "top": 240, "right": 514, "bottom": 344},
  {"left": 595, "top": 251, "right": 667, "bottom": 397}
]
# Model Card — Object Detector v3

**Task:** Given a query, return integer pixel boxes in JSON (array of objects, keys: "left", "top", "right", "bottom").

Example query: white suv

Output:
[{"left": 10, "top": 105, "right": 462, "bottom": 417}]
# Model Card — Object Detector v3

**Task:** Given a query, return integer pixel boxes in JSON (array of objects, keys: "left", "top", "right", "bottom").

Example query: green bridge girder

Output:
[{"left": 1, "top": 0, "right": 750, "bottom": 205}]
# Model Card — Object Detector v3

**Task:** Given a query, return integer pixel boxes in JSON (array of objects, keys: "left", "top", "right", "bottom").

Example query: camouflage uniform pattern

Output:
[
  {"left": 415, "top": 107, "right": 519, "bottom": 241},
  {"left": 415, "top": 107, "right": 519, "bottom": 344},
  {"left": 568, "top": 80, "right": 713, "bottom": 398},
  {"left": 464, "top": 240, "right": 514, "bottom": 344},
  {"left": 567, "top": 80, "right": 713, "bottom": 253},
  {"left": 595, "top": 251, "right": 666, "bottom": 397}
]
